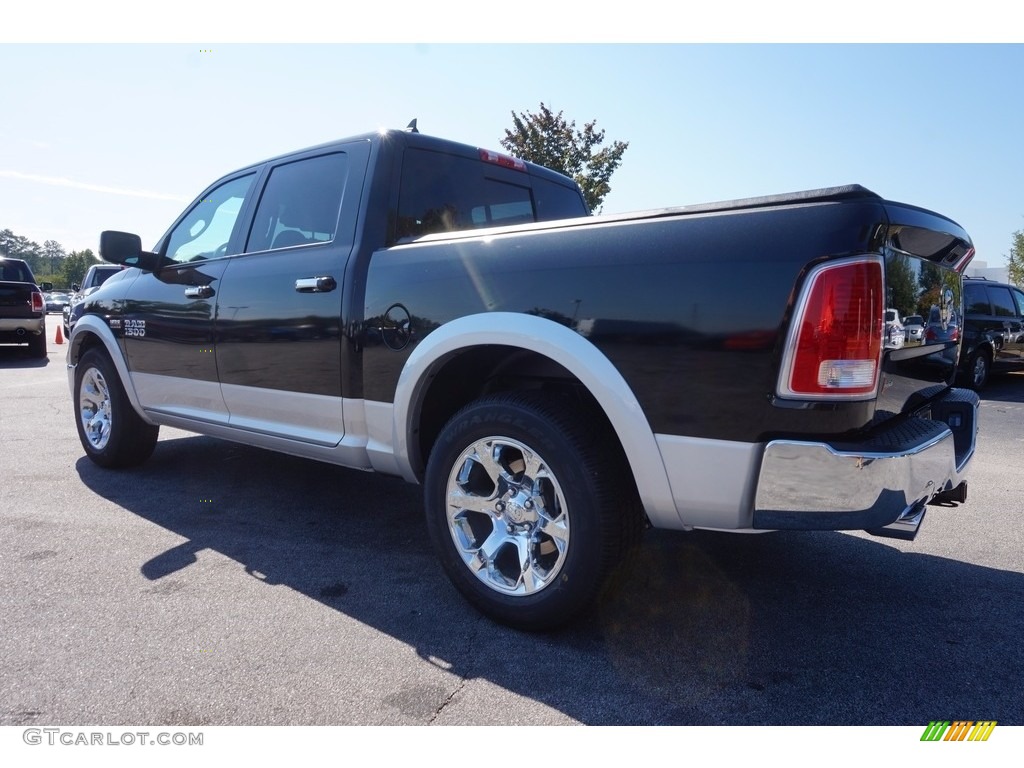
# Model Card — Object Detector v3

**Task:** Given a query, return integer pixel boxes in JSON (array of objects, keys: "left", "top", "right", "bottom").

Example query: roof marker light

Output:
[{"left": 479, "top": 149, "right": 526, "bottom": 172}]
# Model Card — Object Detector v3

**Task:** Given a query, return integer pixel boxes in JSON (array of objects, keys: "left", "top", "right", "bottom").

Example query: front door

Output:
[{"left": 122, "top": 172, "right": 257, "bottom": 422}]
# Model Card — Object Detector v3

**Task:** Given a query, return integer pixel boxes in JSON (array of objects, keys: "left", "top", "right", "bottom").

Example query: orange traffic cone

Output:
[{"left": 55, "top": 324, "right": 64, "bottom": 344}]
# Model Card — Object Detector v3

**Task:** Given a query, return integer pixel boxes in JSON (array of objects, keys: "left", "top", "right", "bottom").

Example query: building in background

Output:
[{"left": 965, "top": 259, "right": 1009, "bottom": 284}]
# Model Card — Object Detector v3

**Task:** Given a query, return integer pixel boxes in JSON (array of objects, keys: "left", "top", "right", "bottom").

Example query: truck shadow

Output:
[
  {"left": 76, "top": 435, "right": 1024, "bottom": 725},
  {"left": 979, "top": 371, "right": 1024, "bottom": 404},
  {"left": 0, "top": 345, "right": 51, "bottom": 368}
]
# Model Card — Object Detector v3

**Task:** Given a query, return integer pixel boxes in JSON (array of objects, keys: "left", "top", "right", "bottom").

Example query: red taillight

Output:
[
  {"left": 780, "top": 258, "right": 883, "bottom": 399},
  {"left": 30, "top": 291, "right": 45, "bottom": 312}
]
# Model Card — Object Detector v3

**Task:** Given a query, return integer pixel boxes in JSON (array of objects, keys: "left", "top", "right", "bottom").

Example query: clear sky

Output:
[{"left": 2, "top": 17, "right": 1023, "bottom": 272}]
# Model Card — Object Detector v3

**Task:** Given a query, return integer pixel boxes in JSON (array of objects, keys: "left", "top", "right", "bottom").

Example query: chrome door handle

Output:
[
  {"left": 184, "top": 285, "right": 214, "bottom": 299},
  {"left": 295, "top": 276, "right": 337, "bottom": 293}
]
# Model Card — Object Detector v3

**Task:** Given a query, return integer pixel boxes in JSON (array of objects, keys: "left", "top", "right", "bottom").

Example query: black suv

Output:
[{"left": 958, "top": 276, "right": 1024, "bottom": 389}]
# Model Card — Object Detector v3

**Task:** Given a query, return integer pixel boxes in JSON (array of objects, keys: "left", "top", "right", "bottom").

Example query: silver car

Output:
[{"left": 903, "top": 314, "right": 925, "bottom": 344}]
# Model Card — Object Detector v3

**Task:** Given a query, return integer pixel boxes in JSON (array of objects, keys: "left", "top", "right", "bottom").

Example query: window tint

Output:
[
  {"left": 1013, "top": 289, "right": 1024, "bottom": 317},
  {"left": 988, "top": 286, "right": 1017, "bottom": 318},
  {"left": 91, "top": 268, "right": 120, "bottom": 288},
  {"left": 246, "top": 153, "right": 348, "bottom": 253},
  {"left": 166, "top": 174, "right": 255, "bottom": 263},
  {"left": 469, "top": 180, "right": 534, "bottom": 227},
  {"left": 963, "top": 283, "right": 990, "bottom": 315},
  {"left": 531, "top": 175, "right": 588, "bottom": 220},
  {"left": 396, "top": 149, "right": 536, "bottom": 242},
  {"left": 0, "top": 260, "right": 33, "bottom": 283},
  {"left": 395, "top": 150, "right": 588, "bottom": 244}
]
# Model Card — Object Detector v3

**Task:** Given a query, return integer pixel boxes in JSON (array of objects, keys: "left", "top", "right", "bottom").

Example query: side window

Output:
[
  {"left": 987, "top": 286, "right": 1016, "bottom": 318},
  {"left": 165, "top": 174, "right": 255, "bottom": 263},
  {"left": 963, "top": 283, "right": 990, "bottom": 315},
  {"left": 1012, "top": 288, "right": 1024, "bottom": 318},
  {"left": 245, "top": 153, "right": 348, "bottom": 253}
]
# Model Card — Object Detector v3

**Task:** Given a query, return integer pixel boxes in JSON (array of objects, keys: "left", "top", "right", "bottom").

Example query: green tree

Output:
[
  {"left": 41, "top": 239, "right": 66, "bottom": 275},
  {"left": 887, "top": 254, "right": 918, "bottom": 317},
  {"left": 500, "top": 103, "right": 628, "bottom": 212},
  {"left": 61, "top": 249, "right": 98, "bottom": 287},
  {"left": 1007, "top": 229, "right": 1024, "bottom": 288}
]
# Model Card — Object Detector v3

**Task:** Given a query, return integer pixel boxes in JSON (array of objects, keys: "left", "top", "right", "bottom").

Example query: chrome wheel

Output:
[
  {"left": 971, "top": 352, "right": 989, "bottom": 390},
  {"left": 79, "top": 365, "right": 113, "bottom": 451},
  {"left": 426, "top": 392, "right": 642, "bottom": 630},
  {"left": 446, "top": 436, "right": 570, "bottom": 596}
]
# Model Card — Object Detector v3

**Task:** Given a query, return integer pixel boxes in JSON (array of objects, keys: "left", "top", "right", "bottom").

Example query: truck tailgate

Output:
[{"left": 875, "top": 200, "right": 974, "bottom": 423}]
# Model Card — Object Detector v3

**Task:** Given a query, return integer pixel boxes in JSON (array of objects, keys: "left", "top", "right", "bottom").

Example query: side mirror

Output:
[
  {"left": 72, "top": 283, "right": 80, "bottom": 292},
  {"left": 39, "top": 281, "right": 53, "bottom": 292},
  {"left": 99, "top": 230, "right": 161, "bottom": 272}
]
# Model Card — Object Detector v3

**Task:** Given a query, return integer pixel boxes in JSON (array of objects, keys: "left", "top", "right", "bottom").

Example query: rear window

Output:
[
  {"left": 394, "top": 148, "right": 586, "bottom": 243},
  {"left": 0, "top": 260, "right": 34, "bottom": 283}
]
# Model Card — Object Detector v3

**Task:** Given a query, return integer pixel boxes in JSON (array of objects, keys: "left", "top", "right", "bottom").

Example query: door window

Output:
[
  {"left": 963, "top": 283, "right": 990, "bottom": 315},
  {"left": 165, "top": 174, "right": 255, "bottom": 263},
  {"left": 987, "top": 286, "right": 1017, "bottom": 318},
  {"left": 1012, "top": 288, "right": 1024, "bottom": 318},
  {"left": 245, "top": 153, "right": 348, "bottom": 253}
]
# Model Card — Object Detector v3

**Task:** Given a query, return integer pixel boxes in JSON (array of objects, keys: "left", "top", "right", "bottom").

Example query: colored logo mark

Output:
[{"left": 921, "top": 721, "right": 997, "bottom": 741}]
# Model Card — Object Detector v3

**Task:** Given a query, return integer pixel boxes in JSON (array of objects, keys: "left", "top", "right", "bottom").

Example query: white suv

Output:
[{"left": 884, "top": 308, "right": 905, "bottom": 349}]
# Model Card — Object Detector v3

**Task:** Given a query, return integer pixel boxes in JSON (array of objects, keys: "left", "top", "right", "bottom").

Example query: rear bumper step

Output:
[{"left": 752, "top": 388, "right": 979, "bottom": 539}]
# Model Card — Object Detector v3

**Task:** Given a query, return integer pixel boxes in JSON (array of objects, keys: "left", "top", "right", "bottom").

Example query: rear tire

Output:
[
  {"left": 74, "top": 348, "right": 159, "bottom": 468},
  {"left": 965, "top": 349, "right": 990, "bottom": 391},
  {"left": 424, "top": 391, "right": 641, "bottom": 631}
]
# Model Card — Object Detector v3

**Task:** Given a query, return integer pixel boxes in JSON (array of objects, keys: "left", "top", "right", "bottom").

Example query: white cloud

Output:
[{"left": 0, "top": 170, "right": 189, "bottom": 202}]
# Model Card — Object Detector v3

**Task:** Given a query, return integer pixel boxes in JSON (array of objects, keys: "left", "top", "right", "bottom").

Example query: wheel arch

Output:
[
  {"left": 68, "top": 317, "right": 154, "bottom": 425},
  {"left": 390, "top": 312, "right": 679, "bottom": 528}
]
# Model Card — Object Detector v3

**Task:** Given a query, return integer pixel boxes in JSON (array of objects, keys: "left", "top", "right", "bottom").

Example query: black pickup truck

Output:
[
  {"left": 1, "top": 256, "right": 50, "bottom": 357},
  {"left": 67, "top": 127, "right": 979, "bottom": 629}
]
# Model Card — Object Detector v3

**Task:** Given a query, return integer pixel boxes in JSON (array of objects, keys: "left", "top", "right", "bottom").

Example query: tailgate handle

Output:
[
  {"left": 184, "top": 285, "right": 214, "bottom": 299},
  {"left": 295, "top": 276, "right": 337, "bottom": 293}
]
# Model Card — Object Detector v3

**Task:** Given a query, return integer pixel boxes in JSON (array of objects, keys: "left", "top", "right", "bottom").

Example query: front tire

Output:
[
  {"left": 424, "top": 392, "right": 640, "bottom": 630},
  {"left": 74, "top": 348, "right": 159, "bottom": 468}
]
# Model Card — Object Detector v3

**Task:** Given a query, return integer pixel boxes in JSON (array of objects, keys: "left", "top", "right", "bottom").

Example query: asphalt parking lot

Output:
[{"left": 1, "top": 332, "right": 1022, "bottom": 726}]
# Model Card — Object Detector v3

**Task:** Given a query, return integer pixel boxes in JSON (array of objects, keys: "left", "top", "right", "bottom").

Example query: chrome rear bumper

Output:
[{"left": 753, "top": 388, "right": 978, "bottom": 540}]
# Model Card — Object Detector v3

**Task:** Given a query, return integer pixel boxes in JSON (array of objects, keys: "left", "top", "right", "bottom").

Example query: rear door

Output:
[
  {"left": 214, "top": 141, "right": 369, "bottom": 446},
  {"left": 985, "top": 284, "right": 1024, "bottom": 363}
]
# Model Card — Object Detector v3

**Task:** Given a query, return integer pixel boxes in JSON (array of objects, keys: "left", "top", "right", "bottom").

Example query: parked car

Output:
[
  {"left": 958, "top": 276, "right": 1024, "bottom": 389},
  {"left": 45, "top": 291, "right": 71, "bottom": 314},
  {"left": 903, "top": 314, "right": 925, "bottom": 344},
  {"left": 63, "top": 264, "right": 123, "bottom": 337},
  {"left": 0, "top": 256, "right": 50, "bottom": 357},
  {"left": 66, "top": 127, "right": 979, "bottom": 630}
]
